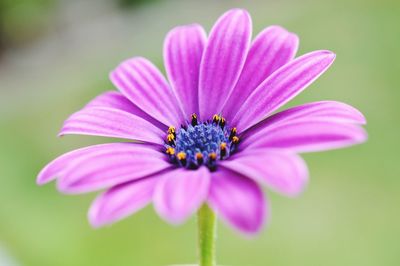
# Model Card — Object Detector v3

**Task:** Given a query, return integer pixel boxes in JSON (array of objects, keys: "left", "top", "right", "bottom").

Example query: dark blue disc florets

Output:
[{"left": 165, "top": 114, "right": 240, "bottom": 170}]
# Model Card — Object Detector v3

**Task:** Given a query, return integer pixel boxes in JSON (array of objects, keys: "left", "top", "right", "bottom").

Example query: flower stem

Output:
[{"left": 197, "top": 204, "right": 217, "bottom": 266}]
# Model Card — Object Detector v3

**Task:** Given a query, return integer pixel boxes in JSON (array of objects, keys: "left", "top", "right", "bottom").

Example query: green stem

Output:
[{"left": 197, "top": 204, "right": 217, "bottom": 266}]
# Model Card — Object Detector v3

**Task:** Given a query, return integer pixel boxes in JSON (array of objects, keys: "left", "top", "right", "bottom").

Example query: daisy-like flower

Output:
[{"left": 37, "top": 8, "right": 367, "bottom": 236}]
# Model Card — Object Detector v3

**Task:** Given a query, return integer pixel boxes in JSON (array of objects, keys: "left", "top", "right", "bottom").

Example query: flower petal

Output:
[
  {"left": 37, "top": 143, "right": 116, "bottom": 185},
  {"left": 85, "top": 90, "right": 167, "bottom": 130},
  {"left": 57, "top": 143, "right": 171, "bottom": 194},
  {"left": 59, "top": 106, "right": 164, "bottom": 144},
  {"left": 85, "top": 90, "right": 143, "bottom": 114},
  {"left": 222, "top": 26, "right": 299, "bottom": 121},
  {"left": 110, "top": 57, "right": 185, "bottom": 126},
  {"left": 153, "top": 167, "right": 210, "bottom": 224},
  {"left": 232, "top": 50, "right": 336, "bottom": 131},
  {"left": 88, "top": 176, "right": 158, "bottom": 227},
  {"left": 164, "top": 24, "right": 207, "bottom": 117},
  {"left": 208, "top": 168, "right": 266, "bottom": 234},
  {"left": 221, "top": 150, "right": 308, "bottom": 197},
  {"left": 242, "top": 120, "right": 367, "bottom": 153},
  {"left": 199, "top": 8, "right": 252, "bottom": 120},
  {"left": 242, "top": 101, "right": 367, "bottom": 138}
]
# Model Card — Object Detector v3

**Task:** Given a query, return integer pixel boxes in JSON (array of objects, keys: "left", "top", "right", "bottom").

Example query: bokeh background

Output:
[{"left": 1, "top": 0, "right": 399, "bottom": 265}]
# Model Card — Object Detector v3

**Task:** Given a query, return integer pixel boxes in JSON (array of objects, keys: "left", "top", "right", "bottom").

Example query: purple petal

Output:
[
  {"left": 208, "top": 168, "right": 266, "bottom": 234},
  {"left": 221, "top": 150, "right": 308, "bottom": 197},
  {"left": 59, "top": 107, "right": 164, "bottom": 144},
  {"left": 89, "top": 176, "right": 158, "bottom": 227},
  {"left": 232, "top": 50, "right": 336, "bottom": 131},
  {"left": 85, "top": 90, "right": 167, "bottom": 130},
  {"left": 110, "top": 57, "right": 185, "bottom": 126},
  {"left": 222, "top": 26, "right": 299, "bottom": 121},
  {"left": 153, "top": 167, "right": 210, "bottom": 224},
  {"left": 56, "top": 143, "right": 171, "bottom": 194},
  {"left": 242, "top": 120, "right": 367, "bottom": 153},
  {"left": 85, "top": 90, "right": 143, "bottom": 114},
  {"left": 37, "top": 143, "right": 117, "bottom": 185},
  {"left": 198, "top": 9, "right": 252, "bottom": 120},
  {"left": 242, "top": 101, "right": 367, "bottom": 138},
  {"left": 164, "top": 24, "right": 207, "bottom": 117}
]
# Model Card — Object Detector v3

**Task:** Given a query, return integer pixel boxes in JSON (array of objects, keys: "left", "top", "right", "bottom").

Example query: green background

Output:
[{"left": 1, "top": 0, "right": 399, "bottom": 265}]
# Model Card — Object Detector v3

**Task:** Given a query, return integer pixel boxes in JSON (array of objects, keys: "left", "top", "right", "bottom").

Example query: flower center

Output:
[{"left": 165, "top": 114, "right": 240, "bottom": 170}]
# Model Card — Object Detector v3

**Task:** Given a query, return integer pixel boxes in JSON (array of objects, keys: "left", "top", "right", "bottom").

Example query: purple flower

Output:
[{"left": 37, "top": 9, "right": 367, "bottom": 234}]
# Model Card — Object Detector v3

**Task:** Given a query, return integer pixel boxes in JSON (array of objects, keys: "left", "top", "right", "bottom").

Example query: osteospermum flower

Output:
[{"left": 37, "top": 9, "right": 367, "bottom": 235}]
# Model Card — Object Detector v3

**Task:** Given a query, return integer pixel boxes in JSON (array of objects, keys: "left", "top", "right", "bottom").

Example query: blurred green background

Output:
[{"left": 0, "top": 0, "right": 399, "bottom": 265}]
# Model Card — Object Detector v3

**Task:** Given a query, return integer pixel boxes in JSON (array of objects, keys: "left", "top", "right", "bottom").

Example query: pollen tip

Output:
[
  {"left": 209, "top": 152, "right": 217, "bottom": 160},
  {"left": 166, "top": 147, "right": 175, "bottom": 155},
  {"left": 220, "top": 142, "right": 227, "bottom": 159},
  {"left": 168, "top": 126, "right": 176, "bottom": 134},
  {"left": 220, "top": 142, "right": 227, "bottom": 150},
  {"left": 195, "top": 152, "right": 204, "bottom": 165},
  {"left": 232, "top": 136, "right": 240, "bottom": 144},
  {"left": 177, "top": 151, "right": 187, "bottom": 166},
  {"left": 218, "top": 116, "right": 226, "bottom": 129},
  {"left": 177, "top": 151, "right": 186, "bottom": 160},
  {"left": 229, "top": 127, "right": 237, "bottom": 141},
  {"left": 167, "top": 133, "right": 175, "bottom": 144},
  {"left": 191, "top": 113, "right": 198, "bottom": 126},
  {"left": 212, "top": 114, "right": 220, "bottom": 124}
]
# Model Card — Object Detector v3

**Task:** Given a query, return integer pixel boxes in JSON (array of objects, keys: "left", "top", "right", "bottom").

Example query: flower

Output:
[{"left": 37, "top": 8, "right": 367, "bottom": 234}]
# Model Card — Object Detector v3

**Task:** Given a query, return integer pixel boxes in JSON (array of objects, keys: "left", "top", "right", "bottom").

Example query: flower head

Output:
[{"left": 37, "top": 9, "right": 367, "bottom": 234}]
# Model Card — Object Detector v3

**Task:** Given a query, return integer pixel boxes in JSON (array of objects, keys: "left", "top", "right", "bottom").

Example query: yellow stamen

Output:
[
  {"left": 166, "top": 147, "right": 175, "bottom": 155},
  {"left": 212, "top": 114, "right": 220, "bottom": 123},
  {"left": 168, "top": 126, "right": 175, "bottom": 135},
  {"left": 209, "top": 152, "right": 217, "bottom": 160},
  {"left": 191, "top": 113, "right": 198, "bottom": 126},
  {"left": 220, "top": 142, "right": 227, "bottom": 159},
  {"left": 232, "top": 136, "right": 240, "bottom": 144},
  {"left": 167, "top": 133, "right": 175, "bottom": 142},
  {"left": 196, "top": 152, "right": 204, "bottom": 165},
  {"left": 177, "top": 152, "right": 186, "bottom": 160},
  {"left": 219, "top": 117, "right": 226, "bottom": 128},
  {"left": 220, "top": 142, "right": 227, "bottom": 150},
  {"left": 229, "top": 127, "right": 237, "bottom": 140}
]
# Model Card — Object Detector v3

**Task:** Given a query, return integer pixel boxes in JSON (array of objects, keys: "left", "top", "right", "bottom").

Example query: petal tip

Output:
[
  {"left": 36, "top": 175, "right": 48, "bottom": 186},
  {"left": 267, "top": 24, "right": 287, "bottom": 31},
  {"left": 36, "top": 166, "right": 57, "bottom": 185},
  {"left": 173, "top": 23, "right": 203, "bottom": 31},
  {"left": 353, "top": 108, "right": 367, "bottom": 125},
  {"left": 309, "top": 50, "right": 336, "bottom": 61},
  {"left": 321, "top": 50, "right": 336, "bottom": 60},
  {"left": 289, "top": 32, "right": 300, "bottom": 44},
  {"left": 357, "top": 128, "right": 368, "bottom": 143},
  {"left": 88, "top": 204, "right": 105, "bottom": 229},
  {"left": 108, "top": 69, "right": 118, "bottom": 83},
  {"left": 361, "top": 116, "right": 367, "bottom": 125},
  {"left": 227, "top": 7, "right": 249, "bottom": 14},
  {"left": 221, "top": 8, "right": 251, "bottom": 24},
  {"left": 353, "top": 110, "right": 367, "bottom": 125},
  {"left": 154, "top": 204, "right": 188, "bottom": 226},
  {"left": 56, "top": 179, "right": 77, "bottom": 194},
  {"left": 56, "top": 181, "right": 69, "bottom": 193},
  {"left": 235, "top": 213, "right": 266, "bottom": 236}
]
